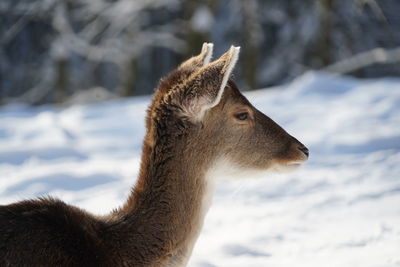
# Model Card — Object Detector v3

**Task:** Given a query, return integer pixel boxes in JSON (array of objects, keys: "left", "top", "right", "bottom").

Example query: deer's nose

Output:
[{"left": 298, "top": 144, "right": 309, "bottom": 158}]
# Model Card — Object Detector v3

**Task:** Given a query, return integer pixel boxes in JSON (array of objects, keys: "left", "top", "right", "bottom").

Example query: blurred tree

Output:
[
  {"left": 0, "top": 0, "right": 399, "bottom": 105},
  {"left": 240, "top": 0, "right": 262, "bottom": 89}
]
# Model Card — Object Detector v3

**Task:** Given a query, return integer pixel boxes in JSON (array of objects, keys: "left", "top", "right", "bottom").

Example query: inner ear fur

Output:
[
  {"left": 178, "top": 43, "right": 214, "bottom": 74},
  {"left": 179, "top": 45, "right": 241, "bottom": 122}
]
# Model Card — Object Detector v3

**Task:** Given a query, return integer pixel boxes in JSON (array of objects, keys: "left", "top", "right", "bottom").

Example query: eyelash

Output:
[{"left": 235, "top": 112, "right": 249, "bottom": 121}]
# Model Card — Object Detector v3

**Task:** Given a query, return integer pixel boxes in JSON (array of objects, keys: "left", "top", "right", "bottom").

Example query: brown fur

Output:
[{"left": 0, "top": 44, "right": 308, "bottom": 266}]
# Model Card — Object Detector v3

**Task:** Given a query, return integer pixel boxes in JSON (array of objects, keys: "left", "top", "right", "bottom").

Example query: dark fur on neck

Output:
[{"left": 0, "top": 68, "right": 213, "bottom": 267}]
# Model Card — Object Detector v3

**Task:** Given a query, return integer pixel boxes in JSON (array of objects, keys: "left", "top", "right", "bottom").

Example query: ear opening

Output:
[
  {"left": 178, "top": 45, "right": 241, "bottom": 122},
  {"left": 178, "top": 42, "right": 214, "bottom": 71},
  {"left": 209, "top": 45, "right": 240, "bottom": 109}
]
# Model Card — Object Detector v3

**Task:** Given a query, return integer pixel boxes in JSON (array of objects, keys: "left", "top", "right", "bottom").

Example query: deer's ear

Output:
[
  {"left": 178, "top": 42, "right": 214, "bottom": 73},
  {"left": 180, "top": 45, "right": 240, "bottom": 122}
]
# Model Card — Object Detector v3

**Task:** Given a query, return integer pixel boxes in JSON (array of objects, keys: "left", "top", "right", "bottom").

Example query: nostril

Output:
[{"left": 298, "top": 145, "right": 309, "bottom": 157}]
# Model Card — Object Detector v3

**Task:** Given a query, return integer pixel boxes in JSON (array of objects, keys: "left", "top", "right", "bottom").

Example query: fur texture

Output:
[{"left": 0, "top": 43, "right": 308, "bottom": 267}]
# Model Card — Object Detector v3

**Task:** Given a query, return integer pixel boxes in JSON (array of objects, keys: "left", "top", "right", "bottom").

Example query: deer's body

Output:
[{"left": 0, "top": 44, "right": 308, "bottom": 266}]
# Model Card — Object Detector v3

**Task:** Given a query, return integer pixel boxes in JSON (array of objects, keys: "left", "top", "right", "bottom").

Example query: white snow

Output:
[{"left": 1, "top": 72, "right": 399, "bottom": 266}]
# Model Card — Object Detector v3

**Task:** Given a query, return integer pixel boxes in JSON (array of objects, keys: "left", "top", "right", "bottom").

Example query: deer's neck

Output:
[{"left": 112, "top": 132, "right": 215, "bottom": 266}]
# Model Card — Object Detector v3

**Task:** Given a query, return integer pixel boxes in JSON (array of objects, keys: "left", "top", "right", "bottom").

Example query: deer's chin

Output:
[
  {"left": 206, "top": 157, "right": 307, "bottom": 180},
  {"left": 206, "top": 157, "right": 279, "bottom": 180},
  {"left": 272, "top": 163, "right": 301, "bottom": 173},
  {"left": 271, "top": 160, "right": 306, "bottom": 173}
]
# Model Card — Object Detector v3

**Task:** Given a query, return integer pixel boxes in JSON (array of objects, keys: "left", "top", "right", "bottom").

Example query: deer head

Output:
[
  {"left": 144, "top": 43, "right": 308, "bottom": 181},
  {"left": 0, "top": 43, "right": 309, "bottom": 267}
]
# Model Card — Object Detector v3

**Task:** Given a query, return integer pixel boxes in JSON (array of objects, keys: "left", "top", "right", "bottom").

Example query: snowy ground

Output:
[{"left": 0, "top": 72, "right": 399, "bottom": 267}]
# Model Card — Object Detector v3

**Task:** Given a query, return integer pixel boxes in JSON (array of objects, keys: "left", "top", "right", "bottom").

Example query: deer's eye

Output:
[{"left": 235, "top": 112, "right": 249, "bottom": 121}]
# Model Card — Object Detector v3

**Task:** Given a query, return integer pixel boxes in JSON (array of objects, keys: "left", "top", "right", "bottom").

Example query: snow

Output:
[{"left": 1, "top": 72, "right": 400, "bottom": 266}]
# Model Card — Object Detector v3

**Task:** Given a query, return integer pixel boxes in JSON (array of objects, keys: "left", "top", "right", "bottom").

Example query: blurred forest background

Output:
[{"left": 0, "top": 0, "right": 399, "bottom": 105}]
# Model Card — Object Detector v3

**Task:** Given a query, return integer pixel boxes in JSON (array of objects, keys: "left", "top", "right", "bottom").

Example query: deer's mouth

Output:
[
  {"left": 286, "top": 154, "right": 309, "bottom": 166},
  {"left": 271, "top": 161, "right": 304, "bottom": 173},
  {"left": 287, "top": 161, "right": 304, "bottom": 167},
  {"left": 272, "top": 153, "right": 308, "bottom": 173},
  {"left": 281, "top": 143, "right": 309, "bottom": 167},
  {"left": 286, "top": 160, "right": 306, "bottom": 169}
]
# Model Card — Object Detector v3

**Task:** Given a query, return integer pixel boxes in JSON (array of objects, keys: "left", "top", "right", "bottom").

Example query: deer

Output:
[{"left": 0, "top": 43, "right": 309, "bottom": 267}]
